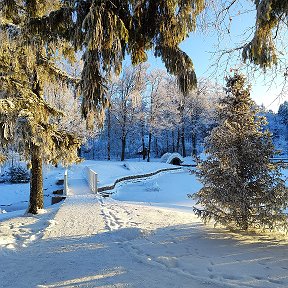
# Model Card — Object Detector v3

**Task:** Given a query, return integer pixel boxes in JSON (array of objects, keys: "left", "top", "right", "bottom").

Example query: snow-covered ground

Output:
[
  {"left": 0, "top": 160, "right": 288, "bottom": 288},
  {"left": 0, "top": 160, "right": 181, "bottom": 215},
  {"left": 112, "top": 169, "right": 200, "bottom": 211},
  {"left": 85, "top": 160, "right": 179, "bottom": 187},
  {"left": 0, "top": 165, "right": 67, "bottom": 215}
]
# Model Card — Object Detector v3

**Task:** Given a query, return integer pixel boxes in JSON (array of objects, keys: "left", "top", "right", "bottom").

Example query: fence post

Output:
[
  {"left": 64, "top": 169, "right": 68, "bottom": 196},
  {"left": 93, "top": 172, "right": 98, "bottom": 193}
]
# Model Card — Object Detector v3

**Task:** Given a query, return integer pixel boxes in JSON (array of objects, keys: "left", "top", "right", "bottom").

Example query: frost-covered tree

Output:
[
  {"left": 144, "top": 72, "right": 183, "bottom": 159},
  {"left": 92, "top": 72, "right": 223, "bottom": 160},
  {"left": 186, "top": 79, "right": 223, "bottom": 157},
  {"left": 146, "top": 70, "right": 168, "bottom": 161},
  {"left": 0, "top": 1, "right": 81, "bottom": 214},
  {"left": 110, "top": 64, "right": 147, "bottom": 161},
  {"left": 45, "top": 82, "right": 96, "bottom": 143},
  {"left": 193, "top": 73, "right": 288, "bottom": 231},
  {"left": 176, "top": 86, "right": 188, "bottom": 157},
  {"left": 278, "top": 101, "right": 288, "bottom": 126}
]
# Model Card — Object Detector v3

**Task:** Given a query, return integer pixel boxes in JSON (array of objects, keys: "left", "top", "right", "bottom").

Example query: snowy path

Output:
[
  {"left": 0, "top": 194, "right": 219, "bottom": 287},
  {"left": 1, "top": 166, "right": 288, "bottom": 287}
]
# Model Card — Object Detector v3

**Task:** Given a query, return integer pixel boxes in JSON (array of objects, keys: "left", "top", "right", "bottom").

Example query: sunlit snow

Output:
[{"left": 0, "top": 160, "right": 287, "bottom": 288}]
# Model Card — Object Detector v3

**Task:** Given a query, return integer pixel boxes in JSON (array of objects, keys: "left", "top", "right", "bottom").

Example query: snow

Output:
[
  {"left": 0, "top": 164, "right": 67, "bottom": 214},
  {"left": 85, "top": 160, "right": 177, "bottom": 187},
  {"left": 0, "top": 160, "right": 288, "bottom": 287},
  {"left": 112, "top": 169, "right": 200, "bottom": 211},
  {"left": 160, "top": 152, "right": 184, "bottom": 164}
]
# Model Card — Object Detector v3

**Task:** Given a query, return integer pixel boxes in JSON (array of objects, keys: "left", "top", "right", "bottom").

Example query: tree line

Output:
[{"left": 81, "top": 64, "right": 223, "bottom": 161}]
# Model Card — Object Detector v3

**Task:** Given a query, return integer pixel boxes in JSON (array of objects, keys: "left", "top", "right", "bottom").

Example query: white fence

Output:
[
  {"left": 83, "top": 166, "right": 98, "bottom": 193},
  {"left": 63, "top": 170, "right": 68, "bottom": 195}
]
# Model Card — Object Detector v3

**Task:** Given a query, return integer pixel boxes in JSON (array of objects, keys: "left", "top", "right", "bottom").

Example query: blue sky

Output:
[{"left": 143, "top": 2, "right": 287, "bottom": 112}]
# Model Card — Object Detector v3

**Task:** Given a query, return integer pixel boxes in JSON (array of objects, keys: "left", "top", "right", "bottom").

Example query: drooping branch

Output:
[
  {"left": 155, "top": 46, "right": 197, "bottom": 94},
  {"left": 38, "top": 56, "right": 81, "bottom": 85}
]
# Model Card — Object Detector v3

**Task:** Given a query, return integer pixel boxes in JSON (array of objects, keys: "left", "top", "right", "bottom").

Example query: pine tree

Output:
[
  {"left": 0, "top": 1, "right": 81, "bottom": 214},
  {"left": 193, "top": 73, "right": 288, "bottom": 231}
]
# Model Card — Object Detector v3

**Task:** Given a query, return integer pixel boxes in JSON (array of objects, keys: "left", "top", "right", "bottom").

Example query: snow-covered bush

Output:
[{"left": 7, "top": 166, "right": 30, "bottom": 183}]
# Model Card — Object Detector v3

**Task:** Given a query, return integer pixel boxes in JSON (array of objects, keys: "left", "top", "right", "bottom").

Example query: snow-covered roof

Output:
[{"left": 160, "top": 152, "right": 184, "bottom": 164}]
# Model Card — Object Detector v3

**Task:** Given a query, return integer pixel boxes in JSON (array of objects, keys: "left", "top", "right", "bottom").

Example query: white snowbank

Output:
[
  {"left": 113, "top": 169, "right": 200, "bottom": 210},
  {"left": 0, "top": 164, "right": 68, "bottom": 213}
]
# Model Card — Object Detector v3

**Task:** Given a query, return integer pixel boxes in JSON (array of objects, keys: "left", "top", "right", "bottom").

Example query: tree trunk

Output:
[
  {"left": 28, "top": 69, "right": 44, "bottom": 214},
  {"left": 166, "top": 131, "right": 169, "bottom": 152},
  {"left": 172, "top": 130, "right": 175, "bottom": 152},
  {"left": 28, "top": 144, "right": 43, "bottom": 214},
  {"left": 11, "top": 149, "right": 14, "bottom": 167},
  {"left": 241, "top": 210, "right": 249, "bottom": 231},
  {"left": 155, "top": 137, "right": 159, "bottom": 157},
  {"left": 121, "top": 107, "right": 127, "bottom": 161},
  {"left": 147, "top": 132, "right": 152, "bottom": 162},
  {"left": 107, "top": 108, "right": 111, "bottom": 160},
  {"left": 176, "top": 128, "right": 180, "bottom": 152},
  {"left": 77, "top": 147, "right": 81, "bottom": 157},
  {"left": 148, "top": 86, "right": 154, "bottom": 161},
  {"left": 181, "top": 125, "right": 186, "bottom": 157},
  {"left": 92, "top": 138, "right": 95, "bottom": 159},
  {"left": 121, "top": 135, "right": 126, "bottom": 161},
  {"left": 191, "top": 131, "right": 197, "bottom": 157},
  {"left": 141, "top": 123, "right": 146, "bottom": 160}
]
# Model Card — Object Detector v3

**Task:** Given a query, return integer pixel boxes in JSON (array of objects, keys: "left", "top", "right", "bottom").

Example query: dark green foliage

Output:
[
  {"left": 0, "top": 0, "right": 81, "bottom": 214},
  {"left": 2, "top": 1, "right": 286, "bottom": 126},
  {"left": 242, "top": 0, "right": 288, "bottom": 69},
  {"left": 10, "top": 0, "right": 205, "bottom": 121},
  {"left": 75, "top": 0, "right": 204, "bottom": 120},
  {"left": 193, "top": 73, "right": 288, "bottom": 231}
]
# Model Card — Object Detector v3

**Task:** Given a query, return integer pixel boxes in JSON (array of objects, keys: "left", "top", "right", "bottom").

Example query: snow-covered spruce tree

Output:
[
  {"left": 193, "top": 73, "right": 288, "bottom": 231},
  {"left": 20, "top": 0, "right": 205, "bottom": 122},
  {"left": 0, "top": 1, "right": 81, "bottom": 214}
]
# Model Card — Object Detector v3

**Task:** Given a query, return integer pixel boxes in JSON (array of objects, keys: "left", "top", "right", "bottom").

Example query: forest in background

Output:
[
  {"left": 2, "top": 63, "right": 288, "bottom": 168},
  {"left": 78, "top": 65, "right": 288, "bottom": 162},
  {"left": 2, "top": 62, "right": 288, "bottom": 169}
]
